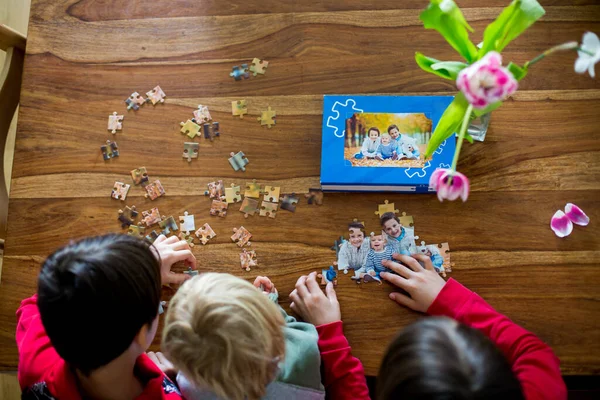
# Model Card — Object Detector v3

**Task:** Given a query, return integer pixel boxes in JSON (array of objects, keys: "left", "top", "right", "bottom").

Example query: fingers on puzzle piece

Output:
[
  {"left": 240, "top": 249, "right": 257, "bottom": 271},
  {"left": 279, "top": 194, "right": 299, "bottom": 212},
  {"left": 193, "top": 105, "right": 212, "bottom": 123},
  {"left": 231, "top": 226, "right": 252, "bottom": 247},
  {"left": 399, "top": 211, "right": 414, "bottom": 227},
  {"left": 145, "top": 229, "right": 160, "bottom": 242},
  {"left": 144, "top": 180, "right": 165, "bottom": 200},
  {"left": 125, "top": 92, "right": 145, "bottom": 111},
  {"left": 374, "top": 200, "right": 399, "bottom": 217},
  {"left": 305, "top": 188, "right": 323, "bottom": 205},
  {"left": 194, "top": 223, "right": 216, "bottom": 245},
  {"left": 244, "top": 179, "right": 262, "bottom": 198},
  {"left": 210, "top": 200, "right": 228, "bottom": 217},
  {"left": 131, "top": 167, "right": 149, "bottom": 185},
  {"left": 225, "top": 184, "right": 242, "bottom": 204},
  {"left": 257, "top": 106, "right": 276, "bottom": 128},
  {"left": 231, "top": 100, "right": 248, "bottom": 119},
  {"left": 229, "top": 64, "right": 250, "bottom": 81},
  {"left": 127, "top": 224, "right": 146, "bottom": 239},
  {"left": 101, "top": 140, "right": 119, "bottom": 160},
  {"left": 249, "top": 58, "right": 269, "bottom": 76},
  {"left": 158, "top": 216, "right": 179, "bottom": 236},
  {"left": 178, "top": 231, "right": 195, "bottom": 248},
  {"left": 146, "top": 85, "right": 166, "bottom": 105},
  {"left": 118, "top": 205, "right": 138, "bottom": 228},
  {"left": 259, "top": 201, "right": 278, "bottom": 218},
  {"left": 239, "top": 197, "right": 260, "bottom": 218},
  {"left": 180, "top": 119, "right": 201, "bottom": 139},
  {"left": 262, "top": 186, "right": 281, "bottom": 203},
  {"left": 183, "top": 142, "right": 199, "bottom": 162},
  {"left": 416, "top": 240, "right": 450, "bottom": 277},
  {"left": 107, "top": 112, "right": 123, "bottom": 134},
  {"left": 205, "top": 180, "right": 225, "bottom": 200},
  {"left": 184, "top": 267, "right": 199, "bottom": 277},
  {"left": 320, "top": 266, "right": 338, "bottom": 286},
  {"left": 141, "top": 208, "right": 161, "bottom": 227},
  {"left": 179, "top": 211, "right": 196, "bottom": 234},
  {"left": 229, "top": 151, "right": 249, "bottom": 172},
  {"left": 111, "top": 182, "right": 130, "bottom": 200}
]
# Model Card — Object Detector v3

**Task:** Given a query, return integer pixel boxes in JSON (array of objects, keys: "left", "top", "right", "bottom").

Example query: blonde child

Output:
[
  {"left": 162, "top": 273, "right": 325, "bottom": 400},
  {"left": 375, "top": 133, "right": 398, "bottom": 160}
]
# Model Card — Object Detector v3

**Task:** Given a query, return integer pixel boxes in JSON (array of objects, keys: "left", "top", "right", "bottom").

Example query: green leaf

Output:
[
  {"left": 507, "top": 62, "right": 528, "bottom": 81},
  {"left": 415, "top": 52, "right": 467, "bottom": 80},
  {"left": 479, "top": 0, "right": 545, "bottom": 56},
  {"left": 472, "top": 101, "right": 503, "bottom": 117},
  {"left": 419, "top": 0, "right": 478, "bottom": 63},
  {"left": 425, "top": 93, "right": 469, "bottom": 158},
  {"left": 464, "top": 132, "right": 474, "bottom": 144}
]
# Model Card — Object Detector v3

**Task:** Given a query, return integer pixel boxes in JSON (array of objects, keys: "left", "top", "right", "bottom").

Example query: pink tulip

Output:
[
  {"left": 456, "top": 51, "right": 518, "bottom": 109},
  {"left": 429, "top": 168, "right": 470, "bottom": 202},
  {"left": 551, "top": 210, "right": 573, "bottom": 238},
  {"left": 565, "top": 203, "right": 590, "bottom": 226}
]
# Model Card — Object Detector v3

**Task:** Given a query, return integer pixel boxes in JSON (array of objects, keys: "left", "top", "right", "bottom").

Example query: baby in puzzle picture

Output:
[
  {"left": 375, "top": 133, "right": 397, "bottom": 161},
  {"left": 352, "top": 231, "right": 395, "bottom": 284}
]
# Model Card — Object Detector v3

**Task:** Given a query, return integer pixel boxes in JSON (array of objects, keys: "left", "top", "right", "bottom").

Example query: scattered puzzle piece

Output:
[
  {"left": 130, "top": 167, "right": 149, "bottom": 185},
  {"left": 193, "top": 105, "right": 212, "bottom": 123},
  {"left": 125, "top": 92, "right": 145, "bottom": 111},
  {"left": 416, "top": 241, "right": 450, "bottom": 277},
  {"left": 183, "top": 142, "right": 199, "bottom": 162},
  {"left": 146, "top": 85, "right": 166, "bottom": 105},
  {"left": 127, "top": 224, "right": 146, "bottom": 239},
  {"left": 101, "top": 140, "right": 119, "bottom": 160},
  {"left": 178, "top": 231, "right": 195, "bottom": 247},
  {"left": 249, "top": 58, "right": 269, "bottom": 76},
  {"left": 375, "top": 200, "right": 399, "bottom": 217},
  {"left": 318, "top": 265, "right": 338, "bottom": 286},
  {"left": 305, "top": 188, "right": 323, "bottom": 205},
  {"left": 239, "top": 197, "right": 259, "bottom": 218},
  {"left": 399, "top": 211, "right": 414, "bottom": 227},
  {"left": 199, "top": 122, "right": 220, "bottom": 141},
  {"left": 194, "top": 223, "right": 216, "bottom": 245},
  {"left": 141, "top": 208, "right": 161, "bottom": 227},
  {"left": 179, "top": 211, "right": 195, "bottom": 234},
  {"left": 231, "top": 226, "right": 252, "bottom": 247},
  {"left": 205, "top": 180, "right": 225, "bottom": 199},
  {"left": 144, "top": 180, "right": 165, "bottom": 200},
  {"left": 259, "top": 201, "right": 278, "bottom": 218},
  {"left": 240, "top": 249, "right": 257, "bottom": 271},
  {"left": 279, "top": 194, "right": 299, "bottom": 212},
  {"left": 225, "top": 183, "right": 242, "bottom": 204},
  {"left": 257, "top": 106, "right": 276, "bottom": 128},
  {"left": 158, "top": 216, "right": 178, "bottom": 236},
  {"left": 145, "top": 230, "right": 160, "bottom": 242},
  {"left": 107, "top": 112, "right": 123, "bottom": 134},
  {"left": 210, "top": 200, "right": 228, "bottom": 217},
  {"left": 180, "top": 119, "right": 201, "bottom": 139},
  {"left": 228, "top": 151, "right": 249, "bottom": 172},
  {"left": 244, "top": 179, "right": 262, "bottom": 198},
  {"left": 118, "top": 205, "right": 138, "bottom": 228},
  {"left": 229, "top": 64, "right": 249, "bottom": 81},
  {"left": 111, "top": 182, "right": 130, "bottom": 200},
  {"left": 231, "top": 100, "right": 248, "bottom": 119},
  {"left": 262, "top": 186, "right": 281, "bottom": 203}
]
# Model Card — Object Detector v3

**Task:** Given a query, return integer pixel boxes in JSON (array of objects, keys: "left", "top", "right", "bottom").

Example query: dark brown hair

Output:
[
  {"left": 377, "top": 317, "right": 524, "bottom": 400},
  {"left": 380, "top": 212, "right": 400, "bottom": 226},
  {"left": 387, "top": 124, "right": 399, "bottom": 134},
  {"left": 37, "top": 234, "right": 161, "bottom": 374},
  {"left": 348, "top": 222, "right": 365, "bottom": 231},
  {"left": 368, "top": 127, "right": 380, "bottom": 135}
]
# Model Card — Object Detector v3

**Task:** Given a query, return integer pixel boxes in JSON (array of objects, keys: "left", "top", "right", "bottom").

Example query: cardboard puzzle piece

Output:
[
  {"left": 205, "top": 180, "right": 225, "bottom": 200},
  {"left": 158, "top": 216, "right": 178, "bottom": 236},
  {"left": 111, "top": 182, "right": 130, "bottom": 201},
  {"left": 249, "top": 58, "right": 269, "bottom": 76},
  {"left": 101, "top": 140, "right": 119, "bottom": 160},
  {"left": 118, "top": 205, "right": 138, "bottom": 228},
  {"left": 239, "top": 249, "right": 257, "bottom": 271},
  {"left": 144, "top": 180, "right": 165, "bottom": 200},
  {"left": 210, "top": 200, "right": 228, "bottom": 217},
  {"left": 305, "top": 188, "right": 323, "bottom": 205},
  {"left": 199, "top": 122, "right": 220, "bottom": 141},
  {"left": 439, "top": 242, "right": 452, "bottom": 273},
  {"left": 193, "top": 105, "right": 212, "bottom": 123},
  {"left": 231, "top": 226, "right": 252, "bottom": 247},
  {"left": 229, "top": 64, "right": 250, "bottom": 81},
  {"left": 331, "top": 236, "right": 346, "bottom": 258},
  {"left": 107, "top": 112, "right": 123, "bottom": 134},
  {"left": 178, "top": 231, "right": 195, "bottom": 247},
  {"left": 239, "top": 197, "right": 259, "bottom": 218},
  {"left": 180, "top": 119, "right": 201, "bottom": 139},
  {"left": 279, "top": 194, "right": 299, "bottom": 212},
  {"left": 257, "top": 106, "right": 276, "bottom": 128},
  {"left": 225, "top": 184, "right": 242, "bottom": 204},
  {"left": 146, "top": 85, "right": 166, "bottom": 105},
  {"left": 183, "top": 142, "right": 199, "bottom": 162},
  {"left": 127, "top": 224, "right": 146, "bottom": 239},
  {"left": 228, "top": 151, "right": 249, "bottom": 172},
  {"left": 179, "top": 211, "right": 196, "bottom": 234},
  {"left": 374, "top": 200, "right": 399, "bottom": 217},
  {"left": 130, "top": 167, "right": 149, "bottom": 185},
  {"left": 399, "top": 211, "right": 414, "bottom": 227},
  {"left": 125, "top": 92, "right": 145, "bottom": 111},
  {"left": 318, "top": 265, "right": 338, "bottom": 286},
  {"left": 184, "top": 267, "right": 199, "bottom": 277},
  {"left": 141, "top": 207, "right": 161, "bottom": 227},
  {"left": 244, "top": 179, "right": 262, "bottom": 198},
  {"left": 416, "top": 241, "right": 450, "bottom": 277},
  {"left": 145, "top": 229, "right": 160, "bottom": 242},
  {"left": 259, "top": 201, "right": 278, "bottom": 218},
  {"left": 194, "top": 223, "right": 216, "bottom": 245},
  {"left": 231, "top": 100, "right": 248, "bottom": 119},
  {"left": 262, "top": 186, "right": 280, "bottom": 203}
]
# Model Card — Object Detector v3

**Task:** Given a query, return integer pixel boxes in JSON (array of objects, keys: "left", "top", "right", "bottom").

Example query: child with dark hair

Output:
[
  {"left": 337, "top": 221, "right": 370, "bottom": 274},
  {"left": 16, "top": 234, "right": 196, "bottom": 399},
  {"left": 380, "top": 212, "right": 416, "bottom": 255},
  {"left": 354, "top": 127, "right": 380, "bottom": 160}
]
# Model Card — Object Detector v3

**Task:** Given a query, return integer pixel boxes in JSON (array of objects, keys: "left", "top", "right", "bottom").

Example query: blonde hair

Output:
[{"left": 162, "top": 273, "right": 285, "bottom": 400}]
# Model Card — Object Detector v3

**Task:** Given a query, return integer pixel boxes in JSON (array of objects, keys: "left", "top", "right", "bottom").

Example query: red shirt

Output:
[
  {"left": 16, "top": 295, "right": 182, "bottom": 400},
  {"left": 317, "top": 278, "right": 567, "bottom": 400}
]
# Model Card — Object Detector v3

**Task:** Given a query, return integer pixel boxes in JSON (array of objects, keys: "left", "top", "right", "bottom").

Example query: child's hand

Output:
[
  {"left": 253, "top": 276, "right": 277, "bottom": 295},
  {"left": 153, "top": 235, "right": 197, "bottom": 286},
  {"left": 380, "top": 253, "right": 446, "bottom": 313},
  {"left": 289, "top": 272, "right": 341, "bottom": 326},
  {"left": 147, "top": 351, "right": 177, "bottom": 382}
]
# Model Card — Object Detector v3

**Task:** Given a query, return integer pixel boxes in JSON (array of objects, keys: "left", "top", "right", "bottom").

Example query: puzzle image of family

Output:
[{"left": 343, "top": 113, "right": 432, "bottom": 168}]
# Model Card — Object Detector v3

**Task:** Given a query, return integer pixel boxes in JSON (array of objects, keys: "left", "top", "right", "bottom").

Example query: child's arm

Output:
[
  {"left": 337, "top": 243, "right": 351, "bottom": 271},
  {"left": 364, "top": 252, "right": 375, "bottom": 273},
  {"left": 379, "top": 254, "right": 567, "bottom": 400}
]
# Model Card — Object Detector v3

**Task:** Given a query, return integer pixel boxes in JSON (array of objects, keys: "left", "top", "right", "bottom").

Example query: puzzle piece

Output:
[
  {"left": 318, "top": 265, "right": 338, "bottom": 286},
  {"left": 374, "top": 200, "right": 399, "bottom": 217},
  {"left": 184, "top": 267, "right": 199, "bottom": 277},
  {"left": 279, "top": 194, "right": 299, "bottom": 212},
  {"left": 141, "top": 208, "right": 161, "bottom": 227},
  {"left": 178, "top": 231, "right": 195, "bottom": 248},
  {"left": 193, "top": 105, "right": 212, "bottom": 123},
  {"left": 225, "top": 184, "right": 242, "bottom": 204},
  {"left": 262, "top": 186, "right": 280, "bottom": 203},
  {"left": 118, "top": 205, "right": 138, "bottom": 228},
  {"left": 331, "top": 236, "right": 346, "bottom": 258},
  {"left": 127, "top": 225, "right": 146, "bottom": 239},
  {"left": 239, "top": 249, "right": 257, "bottom": 271},
  {"left": 239, "top": 197, "right": 259, "bottom": 218},
  {"left": 158, "top": 216, "right": 178, "bottom": 236},
  {"left": 180, "top": 120, "right": 201, "bottom": 139},
  {"left": 259, "top": 201, "right": 278, "bottom": 218},
  {"left": 101, "top": 140, "right": 119, "bottom": 160},
  {"left": 179, "top": 211, "right": 195, "bottom": 234},
  {"left": 205, "top": 180, "right": 225, "bottom": 199},
  {"left": 107, "top": 112, "right": 123, "bottom": 134},
  {"left": 231, "top": 100, "right": 248, "bottom": 119},
  {"left": 183, "top": 142, "right": 199, "bottom": 162},
  {"left": 399, "top": 211, "right": 414, "bottom": 228},
  {"left": 416, "top": 241, "right": 450, "bottom": 277},
  {"left": 305, "top": 188, "right": 323, "bottom": 205},
  {"left": 145, "top": 230, "right": 160, "bottom": 242},
  {"left": 231, "top": 226, "right": 252, "bottom": 247},
  {"left": 229, "top": 64, "right": 249, "bottom": 81},
  {"left": 158, "top": 300, "right": 167, "bottom": 315},
  {"left": 244, "top": 180, "right": 262, "bottom": 198},
  {"left": 199, "top": 122, "right": 220, "bottom": 141},
  {"left": 146, "top": 85, "right": 166, "bottom": 105},
  {"left": 194, "top": 223, "right": 216, "bottom": 245},
  {"left": 439, "top": 242, "right": 452, "bottom": 273},
  {"left": 111, "top": 182, "right": 130, "bottom": 201},
  {"left": 257, "top": 106, "right": 276, "bottom": 128},
  {"left": 228, "top": 151, "right": 249, "bottom": 172},
  {"left": 210, "top": 200, "right": 228, "bottom": 217},
  {"left": 144, "top": 180, "right": 165, "bottom": 200},
  {"left": 249, "top": 58, "right": 269, "bottom": 76},
  {"left": 130, "top": 167, "right": 149, "bottom": 185},
  {"left": 125, "top": 92, "right": 145, "bottom": 111}
]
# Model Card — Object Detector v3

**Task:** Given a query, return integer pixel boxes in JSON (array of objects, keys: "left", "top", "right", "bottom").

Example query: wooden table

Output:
[{"left": 1, "top": 0, "right": 599, "bottom": 376}]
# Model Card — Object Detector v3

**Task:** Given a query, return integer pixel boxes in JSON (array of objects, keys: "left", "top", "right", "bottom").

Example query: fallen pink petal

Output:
[
  {"left": 565, "top": 203, "right": 590, "bottom": 226},
  {"left": 551, "top": 210, "right": 573, "bottom": 238}
]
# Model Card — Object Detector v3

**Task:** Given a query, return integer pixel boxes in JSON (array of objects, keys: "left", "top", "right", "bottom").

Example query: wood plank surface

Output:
[{"left": 1, "top": 0, "right": 599, "bottom": 376}]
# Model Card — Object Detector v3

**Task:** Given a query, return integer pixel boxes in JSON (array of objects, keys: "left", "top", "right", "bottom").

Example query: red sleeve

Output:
[
  {"left": 316, "top": 321, "right": 370, "bottom": 400},
  {"left": 427, "top": 279, "right": 567, "bottom": 400}
]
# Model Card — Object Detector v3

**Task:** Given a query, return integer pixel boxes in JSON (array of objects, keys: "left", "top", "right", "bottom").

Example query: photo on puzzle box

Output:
[{"left": 344, "top": 113, "right": 432, "bottom": 169}]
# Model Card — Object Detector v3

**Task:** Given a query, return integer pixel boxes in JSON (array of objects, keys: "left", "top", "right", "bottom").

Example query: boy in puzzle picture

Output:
[{"left": 354, "top": 127, "right": 381, "bottom": 159}]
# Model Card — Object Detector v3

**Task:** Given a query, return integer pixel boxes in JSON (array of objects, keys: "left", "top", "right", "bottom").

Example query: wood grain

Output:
[{"left": 1, "top": 0, "right": 599, "bottom": 377}]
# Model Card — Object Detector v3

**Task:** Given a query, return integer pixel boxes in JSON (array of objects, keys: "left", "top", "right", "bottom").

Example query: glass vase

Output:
[{"left": 467, "top": 112, "right": 491, "bottom": 142}]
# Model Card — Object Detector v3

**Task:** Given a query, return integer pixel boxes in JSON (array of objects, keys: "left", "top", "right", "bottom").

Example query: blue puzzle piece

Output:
[{"left": 229, "top": 64, "right": 250, "bottom": 81}]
